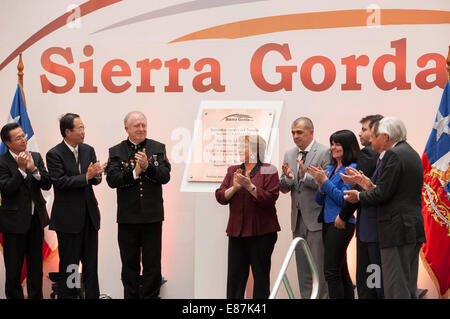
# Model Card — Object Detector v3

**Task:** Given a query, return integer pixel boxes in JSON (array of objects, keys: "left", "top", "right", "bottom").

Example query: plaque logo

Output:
[{"left": 222, "top": 114, "right": 254, "bottom": 122}]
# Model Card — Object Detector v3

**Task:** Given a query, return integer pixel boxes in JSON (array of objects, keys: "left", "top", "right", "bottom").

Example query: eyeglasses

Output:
[{"left": 72, "top": 126, "right": 85, "bottom": 132}]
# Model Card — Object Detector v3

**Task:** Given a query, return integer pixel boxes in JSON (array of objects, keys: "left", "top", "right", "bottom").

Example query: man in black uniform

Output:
[{"left": 106, "top": 111, "right": 171, "bottom": 299}]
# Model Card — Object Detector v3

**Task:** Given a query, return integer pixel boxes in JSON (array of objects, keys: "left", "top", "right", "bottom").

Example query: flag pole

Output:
[{"left": 17, "top": 52, "right": 27, "bottom": 107}]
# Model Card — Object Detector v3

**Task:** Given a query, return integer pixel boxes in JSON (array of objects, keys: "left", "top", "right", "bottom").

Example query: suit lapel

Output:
[
  {"left": 60, "top": 141, "right": 79, "bottom": 173},
  {"left": 304, "top": 141, "right": 318, "bottom": 168},
  {"left": 4, "top": 151, "right": 30, "bottom": 188},
  {"left": 289, "top": 148, "right": 300, "bottom": 188},
  {"left": 78, "top": 143, "right": 85, "bottom": 173},
  {"left": 4, "top": 151, "right": 19, "bottom": 172}
]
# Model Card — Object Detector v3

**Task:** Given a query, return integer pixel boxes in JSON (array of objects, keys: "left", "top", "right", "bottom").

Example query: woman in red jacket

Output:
[{"left": 215, "top": 135, "right": 280, "bottom": 299}]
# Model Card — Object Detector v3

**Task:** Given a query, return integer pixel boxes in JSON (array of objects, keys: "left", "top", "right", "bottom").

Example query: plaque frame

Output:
[{"left": 180, "top": 100, "right": 283, "bottom": 193}]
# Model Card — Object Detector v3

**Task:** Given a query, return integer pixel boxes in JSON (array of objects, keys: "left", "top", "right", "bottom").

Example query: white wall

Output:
[{"left": 0, "top": 0, "right": 448, "bottom": 299}]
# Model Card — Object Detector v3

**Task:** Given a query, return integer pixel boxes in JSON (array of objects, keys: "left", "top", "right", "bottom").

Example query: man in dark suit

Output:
[
  {"left": 344, "top": 117, "right": 426, "bottom": 299},
  {"left": 106, "top": 111, "right": 170, "bottom": 299},
  {"left": 0, "top": 123, "right": 52, "bottom": 299},
  {"left": 46, "top": 113, "right": 105, "bottom": 299},
  {"left": 337, "top": 114, "right": 384, "bottom": 299}
]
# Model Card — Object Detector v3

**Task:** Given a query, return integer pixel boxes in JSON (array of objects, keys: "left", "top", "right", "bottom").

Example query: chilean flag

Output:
[
  {"left": 0, "top": 84, "right": 58, "bottom": 283},
  {"left": 421, "top": 81, "right": 450, "bottom": 299}
]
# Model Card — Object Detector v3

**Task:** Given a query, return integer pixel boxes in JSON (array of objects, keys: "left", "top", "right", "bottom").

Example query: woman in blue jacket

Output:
[{"left": 307, "top": 129, "right": 359, "bottom": 299}]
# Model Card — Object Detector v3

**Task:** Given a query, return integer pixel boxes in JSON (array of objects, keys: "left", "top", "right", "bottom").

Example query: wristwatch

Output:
[{"left": 30, "top": 168, "right": 38, "bottom": 174}]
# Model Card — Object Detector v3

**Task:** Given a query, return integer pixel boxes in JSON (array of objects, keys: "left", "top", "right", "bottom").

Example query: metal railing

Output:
[{"left": 269, "top": 237, "right": 319, "bottom": 299}]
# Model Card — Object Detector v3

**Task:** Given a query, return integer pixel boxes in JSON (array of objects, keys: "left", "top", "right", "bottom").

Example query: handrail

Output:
[{"left": 269, "top": 237, "right": 319, "bottom": 299}]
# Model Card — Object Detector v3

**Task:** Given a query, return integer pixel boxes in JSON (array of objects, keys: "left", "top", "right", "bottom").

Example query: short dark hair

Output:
[
  {"left": 329, "top": 129, "right": 360, "bottom": 166},
  {"left": 293, "top": 117, "right": 314, "bottom": 130},
  {"left": 360, "top": 114, "right": 383, "bottom": 129},
  {"left": 59, "top": 113, "right": 80, "bottom": 137},
  {"left": 0, "top": 122, "right": 20, "bottom": 144}
]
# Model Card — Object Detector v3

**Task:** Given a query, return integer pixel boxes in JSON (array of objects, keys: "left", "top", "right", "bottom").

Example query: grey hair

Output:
[
  {"left": 376, "top": 116, "right": 407, "bottom": 143},
  {"left": 124, "top": 111, "right": 147, "bottom": 126},
  {"left": 292, "top": 117, "right": 314, "bottom": 130}
]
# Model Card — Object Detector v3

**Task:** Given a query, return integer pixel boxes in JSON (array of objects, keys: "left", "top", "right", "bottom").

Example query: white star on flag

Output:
[{"left": 433, "top": 111, "right": 449, "bottom": 141}]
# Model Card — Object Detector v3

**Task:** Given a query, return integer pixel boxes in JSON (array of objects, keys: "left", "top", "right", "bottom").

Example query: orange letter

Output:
[
  {"left": 101, "top": 59, "right": 131, "bottom": 93},
  {"left": 79, "top": 45, "right": 98, "bottom": 93},
  {"left": 415, "top": 53, "right": 447, "bottom": 90},
  {"left": 341, "top": 55, "right": 369, "bottom": 90},
  {"left": 300, "top": 56, "right": 336, "bottom": 92},
  {"left": 136, "top": 58, "right": 162, "bottom": 92},
  {"left": 164, "top": 58, "right": 190, "bottom": 92},
  {"left": 250, "top": 43, "right": 297, "bottom": 92},
  {"left": 40, "top": 47, "right": 75, "bottom": 94},
  {"left": 193, "top": 58, "right": 225, "bottom": 92},
  {"left": 372, "top": 38, "right": 411, "bottom": 90}
]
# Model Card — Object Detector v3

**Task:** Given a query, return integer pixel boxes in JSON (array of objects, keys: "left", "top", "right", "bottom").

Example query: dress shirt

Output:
[{"left": 64, "top": 140, "right": 88, "bottom": 184}]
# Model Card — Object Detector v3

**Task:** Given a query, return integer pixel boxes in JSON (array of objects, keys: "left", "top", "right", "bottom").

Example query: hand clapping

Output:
[
  {"left": 340, "top": 167, "right": 374, "bottom": 190},
  {"left": 15, "top": 151, "right": 34, "bottom": 171},
  {"left": 307, "top": 165, "right": 327, "bottom": 186},
  {"left": 234, "top": 169, "right": 253, "bottom": 192},
  {"left": 87, "top": 161, "right": 106, "bottom": 179},
  {"left": 233, "top": 169, "right": 243, "bottom": 189},
  {"left": 134, "top": 148, "right": 149, "bottom": 171},
  {"left": 282, "top": 162, "right": 294, "bottom": 179}
]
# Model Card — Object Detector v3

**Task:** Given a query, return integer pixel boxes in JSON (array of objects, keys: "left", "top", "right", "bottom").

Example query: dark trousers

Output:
[
  {"left": 2, "top": 212, "right": 43, "bottom": 299},
  {"left": 118, "top": 222, "right": 162, "bottom": 299},
  {"left": 380, "top": 242, "right": 421, "bottom": 299},
  {"left": 56, "top": 214, "right": 99, "bottom": 299},
  {"left": 227, "top": 232, "right": 277, "bottom": 299},
  {"left": 356, "top": 238, "right": 384, "bottom": 299},
  {"left": 322, "top": 222, "right": 355, "bottom": 299}
]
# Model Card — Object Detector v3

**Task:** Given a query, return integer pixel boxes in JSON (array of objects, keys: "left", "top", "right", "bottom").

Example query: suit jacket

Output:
[
  {"left": 215, "top": 162, "right": 280, "bottom": 237},
  {"left": 46, "top": 141, "right": 101, "bottom": 233},
  {"left": 359, "top": 141, "right": 426, "bottom": 248},
  {"left": 280, "top": 141, "right": 331, "bottom": 232},
  {"left": 316, "top": 162, "right": 357, "bottom": 224},
  {"left": 339, "top": 145, "right": 379, "bottom": 242},
  {"left": 106, "top": 139, "right": 171, "bottom": 224},
  {"left": 0, "top": 151, "right": 52, "bottom": 234}
]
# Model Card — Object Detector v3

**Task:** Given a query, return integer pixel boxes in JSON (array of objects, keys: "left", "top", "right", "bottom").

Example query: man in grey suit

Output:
[
  {"left": 344, "top": 117, "right": 425, "bottom": 298},
  {"left": 280, "top": 117, "right": 331, "bottom": 299}
]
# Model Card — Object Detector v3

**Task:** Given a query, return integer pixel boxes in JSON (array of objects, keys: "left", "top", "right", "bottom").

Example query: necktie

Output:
[
  {"left": 299, "top": 151, "right": 308, "bottom": 162},
  {"left": 298, "top": 151, "right": 308, "bottom": 181},
  {"left": 372, "top": 157, "right": 382, "bottom": 183},
  {"left": 74, "top": 148, "right": 81, "bottom": 173}
]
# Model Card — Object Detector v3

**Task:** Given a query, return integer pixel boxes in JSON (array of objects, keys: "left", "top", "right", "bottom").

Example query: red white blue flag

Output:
[{"left": 421, "top": 81, "right": 450, "bottom": 299}]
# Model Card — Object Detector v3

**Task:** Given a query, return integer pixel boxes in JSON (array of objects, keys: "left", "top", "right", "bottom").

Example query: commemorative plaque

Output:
[{"left": 187, "top": 109, "right": 274, "bottom": 182}]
